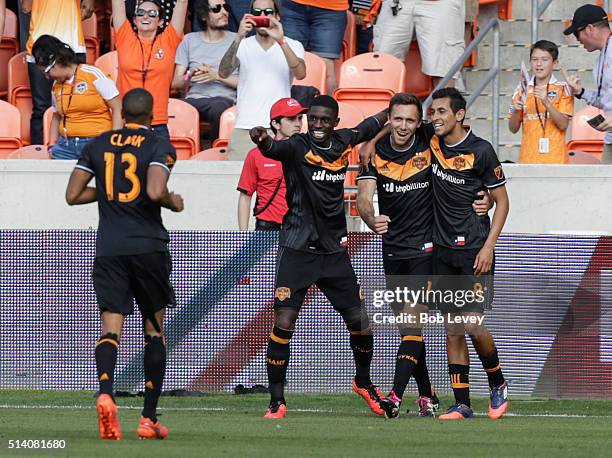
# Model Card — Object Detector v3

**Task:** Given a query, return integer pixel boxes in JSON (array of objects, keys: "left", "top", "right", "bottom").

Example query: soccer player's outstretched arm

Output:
[
  {"left": 359, "top": 124, "right": 390, "bottom": 170},
  {"left": 66, "top": 169, "right": 97, "bottom": 205},
  {"left": 474, "top": 185, "right": 509, "bottom": 276},
  {"left": 357, "top": 179, "right": 390, "bottom": 234},
  {"left": 250, "top": 127, "right": 295, "bottom": 162}
]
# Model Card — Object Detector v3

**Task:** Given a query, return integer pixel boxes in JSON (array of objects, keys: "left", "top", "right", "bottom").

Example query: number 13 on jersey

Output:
[{"left": 103, "top": 152, "right": 141, "bottom": 202}]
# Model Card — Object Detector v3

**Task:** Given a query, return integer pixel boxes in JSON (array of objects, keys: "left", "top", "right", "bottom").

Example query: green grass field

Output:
[{"left": 0, "top": 391, "right": 610, "bottom": 457}]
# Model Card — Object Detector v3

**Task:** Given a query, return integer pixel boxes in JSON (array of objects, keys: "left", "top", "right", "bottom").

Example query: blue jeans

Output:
[
  {"left": 51, "top": 136, "right": 93, "bottom": 160},
  {"left": 151, "top": 124, "right": 170, "bottom": 140},
  {"left": 281, "top": 1, "right": 347, "bottom": 59}
]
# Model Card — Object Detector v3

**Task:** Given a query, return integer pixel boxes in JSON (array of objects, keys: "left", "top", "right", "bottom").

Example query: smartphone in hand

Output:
[
  {"left": 247, "top": 16, "right": 270, "bottom": 27},
  {"left": 587, "top": 114, "right": 605, "bottom": 128}
]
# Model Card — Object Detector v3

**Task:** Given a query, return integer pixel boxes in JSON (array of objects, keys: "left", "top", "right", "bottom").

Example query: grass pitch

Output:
[{"left": 0, "top": 391, "right": 610, "bottom": 457}]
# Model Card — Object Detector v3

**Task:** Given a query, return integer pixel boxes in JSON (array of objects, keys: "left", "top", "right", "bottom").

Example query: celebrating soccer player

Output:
[
  {"left": 65, "top": 88, "right": 184, "bottom": 439},
  {"left": 250, "top": 95, "right": 388, "bottom": 419},
  {"left": 428, "top": 88, "right": 510, "bottom": 420},
  {"left": 357, "top": 93, "right": 490, "bottom": 418}
]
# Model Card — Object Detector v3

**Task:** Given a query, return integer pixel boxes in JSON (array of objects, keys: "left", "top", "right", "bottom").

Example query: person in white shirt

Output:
[
  {"left": 563, "top": 4, "right": 612, "bottom": 164},
  {"left": 218, "top": 0, "right": 306, "bottom": 160}
]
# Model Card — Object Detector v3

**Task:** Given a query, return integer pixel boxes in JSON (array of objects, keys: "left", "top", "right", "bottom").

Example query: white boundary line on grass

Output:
[{"left": 1, "top": 404, "right": 611, "bottom": 418}]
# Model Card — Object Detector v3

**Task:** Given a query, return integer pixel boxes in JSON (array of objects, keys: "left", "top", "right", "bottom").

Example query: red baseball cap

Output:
[{"left": 270, "top": 98, "right": 308, "bottom": 120}]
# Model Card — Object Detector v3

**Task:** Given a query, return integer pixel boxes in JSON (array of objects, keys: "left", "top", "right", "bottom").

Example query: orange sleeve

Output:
[
  {"left": 115, "top": 20, "right": 135, "bottom": 47},
  {"left": 558, "top": 93, "right": 574, "bottom": 116}
]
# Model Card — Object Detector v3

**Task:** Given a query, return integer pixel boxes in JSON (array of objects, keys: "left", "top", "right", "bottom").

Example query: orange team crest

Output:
[
  {"left": 412, "top": 154, "right": 428, "bottom": 170},
  {"left": 494, "top": 165, "right": 504, "bottom": 180},
  {"left": 453, "top": 156, "right": 466, "bottom": 170},
  {"left": 275, "top": 287, "right": 291, "bottom": 301}
]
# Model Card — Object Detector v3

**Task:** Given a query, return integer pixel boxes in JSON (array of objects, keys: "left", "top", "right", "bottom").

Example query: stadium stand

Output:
[
  {"left": 0, "top": 8, "right": 18, "bottom": 99},
  {"left": 404, "top": 41, "right": 433, "bottom": 99},
  {"left": 212, "top": 106, "right": 237, "bottom": 149},
  {"left": 83, "top": 13, "right": 100, "bottom": 65},
  {"left": 168, "top": 98, "right": 200, "bottom": 159},
  {"left": 94, "top": 51, "right": 118, "bottom": 82},
  {"left": 337, "top": 101, "right": 365, "bottom": 128},
  {"left": 295, "top": 51, "right": 328, "bottom": 95},
  {"left": 7, "top": 144, "right": 49, "bottom": 159},
  {"left": 0, "top": 100, "right": 22, "bottom": 157},
  {"left": 191, "top": 147, "right": 229, "bottom": 161},
  {"left": 8, "top": 51, "right": 31, "bottom": 145},
  {"left": 567, "top": 106, "right": 606, "bottom": 155},
  {"left": 334, "top": 52, "right": 405, "bottom": 117}
]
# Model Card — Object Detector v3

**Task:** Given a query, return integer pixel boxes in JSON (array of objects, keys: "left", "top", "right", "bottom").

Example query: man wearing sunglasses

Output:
[
  {"left": 219, "top": 0, "right": 306, "bottom": 160},
  {"left": 564, "top": 4, "right": 612, "bottom": 164},
  {"left": 172, "top": 0, "right": 238, "bottom": 143}
]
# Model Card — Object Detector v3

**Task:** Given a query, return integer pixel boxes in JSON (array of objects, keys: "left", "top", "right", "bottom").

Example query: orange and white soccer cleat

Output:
[
  {"left": 137, "top": 416, "right": 169, "bottom": 440},
  {"left": 352, "top": 379, "right": 384, "bottom": 416},
  {"left": 263, "top": 401, "right": 287, "bottom": 419}
]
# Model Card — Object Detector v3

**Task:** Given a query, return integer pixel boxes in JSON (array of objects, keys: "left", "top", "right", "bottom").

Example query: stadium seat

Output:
[
  {"left": 334, "top": 52, "right": 406, "bottom": 117},
  {"left": 337, "top": 102, "right": 365, "bottom": 129},
  {"left": 168, "top": 98, "right": 200, "bottom": 159},
  {"left": 295, "top": 51, "right": 327, "bottom": 95},
  {"left": 335, "top": 11, "right": 357, "bottom": 79},
  {"left": 83, "top": 13, "right": 100, "bottom": 64},
  {"left": 212, "top": 106, "right": 237, "bottom": 148},
  {"left": 8, "top": 52, "right": 32, "bottom": 144},
  {"left": 95, "top": 51, "right": 118, "bottom": 81},
  {"left": 43, "top": 107, "right": 54, "bottom": 146},
  {"left": 567, "top": 106, "right": 606, "bottom": 154},
  {"left": 405, "top": 42, "right": 433, "bottom": 99},
  {"left": 0, "top": 9, "right": 19, "bottom": 98},
  {"left": 0, "top": 100, "right": 22, "bottom": 157},
  {"left": 342, "top": 11, "right": 357, "bottom": 62},
  {"left": 191, "top": 147, "right": 229, "bottom": 161},
  {"left": 568, "top": 150, "right": 601, "bottom": 164},
  {"left": 7, "top": 144, "right": 49, "bottom": 159}
]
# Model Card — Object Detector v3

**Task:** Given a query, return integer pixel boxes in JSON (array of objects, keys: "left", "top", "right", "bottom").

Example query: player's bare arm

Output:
[
  {"left": 147, "top": 166, "right": 184, "bottom": 212},
  {"left": 356, "top": 179, "right": 390, "bottom": 234},
  {"left": 65, "top": 169, "right": 97, "bottom": 205},
  {"left": 474, "top": 185, "right": 509, "bottom": 275}
]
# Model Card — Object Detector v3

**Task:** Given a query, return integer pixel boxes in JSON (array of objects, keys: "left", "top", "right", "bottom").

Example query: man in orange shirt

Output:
[
  {"left": 281, "top": 0, "right": 348, "bottom": 92},
  {"left": 112, "top": 0, "right": 188, "bottom": 139}
]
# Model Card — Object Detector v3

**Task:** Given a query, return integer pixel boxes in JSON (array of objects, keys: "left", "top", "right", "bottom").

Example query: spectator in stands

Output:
[
  {"left": 373, "top": 0, "right": 465, "bottom": 87},
  {"left": 351, "top": 0, "right": 380, "bottom": 55},
  {"left": 508, "top": 40, "right": 573, "bottom": 164},
  {"left": 563, "top": 4, "right": 612, "bottom": 164},
  {"left": 281, "top": 0, "right": 347, "bottom": 92},
  {"left": 237, "top": 97, "right": 306, "bottom": 230},
  {"left": 32, "top": 35, "right": 122, "bottom": 159},
  {"left": 218, "top": 0, "right": 305, "bottom": 160},
  {"left": 172, "top": 0, "right": 238, "bottom": 142},
  {"left": 23, "top": 0, "right": 94, "bottom": 146},
  {"left": 112, "top": 0, "right": 188, "bottom": 140}
]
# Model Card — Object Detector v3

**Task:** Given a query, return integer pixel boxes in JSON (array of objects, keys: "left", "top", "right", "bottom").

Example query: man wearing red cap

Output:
[{"left": 237, "top": 97, "right": 307, "bottom": 230}]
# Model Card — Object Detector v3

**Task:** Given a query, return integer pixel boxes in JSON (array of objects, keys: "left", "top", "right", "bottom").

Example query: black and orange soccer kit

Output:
[
  {"left": 357, "top": 123, "right": 435, "bottom": 284},
  {"left": 75, "top": 124, "right": 178, "bottom": 317},
  {"left": 429, "top": 129, "right": 507, "bottom": 312},
  {"left": 259, "top": 117, "right": 382, "bottom": 311}
]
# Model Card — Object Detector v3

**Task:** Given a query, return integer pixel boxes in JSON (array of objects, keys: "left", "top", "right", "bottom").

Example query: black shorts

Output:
[
  {"left": 92, "top": 251, "right": 175, "bottom": 316},
  {"left": 383, "top": 255, "right": 433, "bottom": 327},
  {"left": 273, "top": 247, "right": 361, "bottom": 313},
  {"left": 432, "top": 245, "right": 494, "bottom": 313}
]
